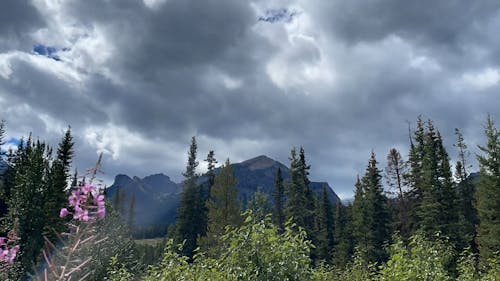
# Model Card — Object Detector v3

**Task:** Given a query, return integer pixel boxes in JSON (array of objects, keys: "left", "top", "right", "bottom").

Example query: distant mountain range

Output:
[{"left": 106, "top": 155, "right": 340, "bottom": 227}]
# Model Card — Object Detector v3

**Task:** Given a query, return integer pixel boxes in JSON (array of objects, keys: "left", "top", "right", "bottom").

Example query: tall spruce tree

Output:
[
  {"left": 272, "top": 167, "right": 286, "bottom": 231},
  {"left": 353, "top": 152, "right": 390, "bottom": 264},
  {"left": 333, "top": 202, "right": 354, "bottom": 267},
  {"left": 204, "top": 150, "right": 218, "bottom": 194},
  {"left": 43, "top": 128, "right": 74, "bottom": 240},
  {"left": 4, "top": 136, "right": 52, "bottom": 277},
  {"left": 475, "top": 116, "right": 500, "bottom": 263},
  {"left": 200, "top": 159, "right": 241, "bottom": 255},
  {"left": 285, "top": 147, "right": 315, "bottom": 236},
  {"left": 174, "top": 136, "right": 205, "bottom": 259},
  {"left": 315, "top": 187, "right": 335, "bottom": 263},
  {"left": 0, "top": 120, "right": 8, "bottom": 218},
  {"left": 247, "top": 188, "right": 272, "bottom": 221},
  {"left": 454, "top": 128, "right": 477, "bottom": 251},
  {"left": 385, "top": 148, "right": 410, "bottom": 239},
  {"left": 406, "top": 118, "right": 460, "bottom": 245}
]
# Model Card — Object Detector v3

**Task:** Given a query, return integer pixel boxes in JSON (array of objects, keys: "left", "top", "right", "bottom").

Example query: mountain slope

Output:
[{"left": 107, "top": 155, "right": 340, "bottom": 227}]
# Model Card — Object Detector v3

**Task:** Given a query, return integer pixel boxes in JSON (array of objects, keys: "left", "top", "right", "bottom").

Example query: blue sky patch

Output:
[
  {"left": 258, "top": 8, "right": 297, "bottom": 23},
  {"left": 7, "top": 138, "right": 19, "bottom": 146},
  {"left": 33, "top": 44, "right": 61, "bottom": 61}
]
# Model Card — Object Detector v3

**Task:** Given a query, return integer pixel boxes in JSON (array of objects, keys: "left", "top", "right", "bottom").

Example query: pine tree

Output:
[
  {"left": 272, "top": 167, "right": 286, "bottom": 232},
  {"left": 204, "top": 150, "right": 218, "bottom": 195},
  {"left": 414, "top": 121, "right": 459, "bottom": 244},
  {"left": 405, "top": 117, "right": 426, "bottom": 236},
  {"left": 127, "top": 194, "right": 136, "bottom": 231},
  {"left": 174, "top": 137, "right": 205, "bottom": 259},
  {"left": 4, "top": 136, "right": 52, "bottom": 277},
  {"left": 353, "top": 152, "right": 390, "bottom": 264},
  {"left": 315, "top": 187, "right": 335, "bottom": 263},
  {"left": 201, "top": 159, "right": 241, "bottom": 255},
  {"left": 0, "top": 120, "right": 9, "bottom": 218},
  {"left": 475, "top": 116, "right": 500, "bottom": 263},
  {"left": 333, "top": 202, "right": 354, "bottom": 267},
  {"left": 406, "top": 118, "right": 460, "bottom": 245},
  {"left": 247, "top": 188, "right": 272, "bottom": 221},
  {"left": 44, "top": 128, "right": 74, "bottom": 240},
  {"left": 385, "top": 148, "right": 410, "bottom": 238},
  {"left": 454, "top": 128, "right": 477, "bottom": 251},
  {"left": 285, "top": 147, "right": 315, "bottom": 235}
]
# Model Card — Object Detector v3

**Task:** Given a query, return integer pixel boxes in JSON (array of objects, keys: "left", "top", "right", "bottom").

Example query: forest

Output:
[{"left": 0, "top": 115, "right": 499, "bottom": 280}]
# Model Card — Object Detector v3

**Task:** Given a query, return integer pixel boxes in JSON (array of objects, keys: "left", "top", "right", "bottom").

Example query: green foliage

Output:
[
  {"left": 385, "top": 148, "right": 410, "bottom": 239},
  {"left": 352, "top": 151, "right": 390, "bottom": 264},
  {"left": 200, "top": 158, "right": 241, "bottom": 256},
  {"left": 406, "top": 118, "right": 460, "bottom": 246},
  {"left": 454, "top": 128, "right": 477, "bottom": 252},
  {"left": 314, "top": 187, "right": 334, "bottom": 263},
  {"left": 247, "top": 188, "right": 272, "bottom": 221},
  {"left": 44, "top": 127, "right": 74, "bottom": 241},
  {"left": 82, "top": 203, "right": 140, "bottom": 280},
  {"left": 115, "top": 212, "right": 317, "bottom": 281},
  {"left": 105, "top": 256, "right": 135, "bottom": 281},
  {"left": 475, "top": 115, "right": 500, "bottom": 264},
  {"left": 272, "top": 167, "right": 285, "bottom": 231},
  {"left": 333, "top": 202, "right": 354, "bottom": 267},
  {"left": 174, "top": 136, "right": 206, "bottom": 259},
  {"left": 379, "top": 234, "right": 454, "bottom": 281},
  {"left": 285, "top": 147, "right": 315, "bottom": 242}
]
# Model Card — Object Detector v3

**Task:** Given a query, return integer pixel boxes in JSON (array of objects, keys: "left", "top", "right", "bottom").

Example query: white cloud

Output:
[
  {"left": 143, "top": 0, "right": 168, "bottom": 10},
  {"left": 462, "top": 68, "right": 500, "bottom": 90}
]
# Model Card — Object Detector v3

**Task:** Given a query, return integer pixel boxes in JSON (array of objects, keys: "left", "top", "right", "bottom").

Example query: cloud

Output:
[{"left": 0, "top": 0, "right": 499, "bottom": 198}]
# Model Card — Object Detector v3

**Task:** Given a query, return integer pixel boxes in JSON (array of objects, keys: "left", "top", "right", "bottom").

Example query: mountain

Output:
[
  {"left": 107, "top": 155, "right": 340, "bottom": 228},
  {"left": 228, "top": 155, "right": 340, "bottom": 205},
  {"left": 106, "top": 173, "right": 181, "bottom": 226}
]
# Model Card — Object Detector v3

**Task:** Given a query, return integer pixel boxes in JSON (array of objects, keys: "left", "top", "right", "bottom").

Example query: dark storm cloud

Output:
[
  {"left": 314, "top": 1, "right": 500, "bottom": 46},
  {"left": 1, "top": 0, "right": 499, "bottom": 198},
  {"left": 0, "top": 0, "right": 45, "bottom": 51}
]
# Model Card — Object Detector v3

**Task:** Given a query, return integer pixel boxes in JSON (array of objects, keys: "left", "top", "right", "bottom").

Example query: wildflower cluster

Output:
[
  {"left": 60, "top": 183, "right": 105, "bottom": 221},
  {"left": 0, "top": 229, "right": 20, "bottom": 266}
]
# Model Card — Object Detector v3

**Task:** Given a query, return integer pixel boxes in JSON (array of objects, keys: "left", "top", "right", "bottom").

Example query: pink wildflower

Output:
[{"left": 60, "top": 208, "right": 70, "bottom": 218}]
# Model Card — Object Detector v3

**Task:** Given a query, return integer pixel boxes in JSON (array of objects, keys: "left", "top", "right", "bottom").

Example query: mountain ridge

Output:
[{"left": 107, "top": 155, "right": 341, "bottom": 228}]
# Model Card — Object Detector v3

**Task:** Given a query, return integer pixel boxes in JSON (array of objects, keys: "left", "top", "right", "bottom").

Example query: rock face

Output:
[
  {"left": 107, "top": 155, "right": 341, "bottom": 227},
  {"left": 106, "top": 173, "right": 181, "bottom": 226},
  {"left": 230, "top": 155, "right": 341, "bottom": 205}
]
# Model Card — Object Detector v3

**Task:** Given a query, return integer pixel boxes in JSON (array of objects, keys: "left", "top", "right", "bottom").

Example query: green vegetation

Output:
[{"left": 0, "top": 116, "right": 499, "bottom": 280}]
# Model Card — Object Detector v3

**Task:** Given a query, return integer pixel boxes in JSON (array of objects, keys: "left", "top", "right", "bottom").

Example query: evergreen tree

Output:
[
  {"left": 475, "top": 116, "right": 500, "bottom": 263},
  {"left": 204, "top": 150, "right": 218, "bottom": 195},
  {"left": 353, "top": 152, "right": 390, "bottom": 264},
  {"left": 385, "top": 148, "right": 410, "bottom": 239},
  {"left": 200, "top": 150, "right": 217, "bottom": 238},
  {"left": 285, "top": 147, "right": 315, "bottom": 235},
  {"left": 201, "top": 158, "right": 241, "bottom": 255},
  {"left": 406, "top": 118, "right": 460, "bottom": 245},
  {"left": 174, "top": 137, "right": 205, "bottom": 259},
  {"left": 44, "top": 127, "right": 74, "bottom": 240},
  {"left": 0, "top": 120, "right": 9, "bottom": 218},
  {"left": 247, "top": 188, "right": 272, "bottom": 221},
  {"left": 333, "top": 202, "right": 354, "bottom": 267},
  {"left": 454, "top": 128, "right": 477, "bottom": 251},
  {"left": 127, "top": 194, "right": 136, "bottom": 231},
  {"left": 0, "top": 119, "right": 5, "bottom": 161},
  {"left": 272, "top": 167, "right": 286, "bottom": 232},
  {"left": 4, "top": 136, "right": 52, "bottom": 277},
  {"left": 315, "top": 187, "right": 335, "bottom": 263}
]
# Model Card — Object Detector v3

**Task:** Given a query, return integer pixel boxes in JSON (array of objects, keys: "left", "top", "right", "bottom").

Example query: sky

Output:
[{"left": 1, "top": 0, "right": 499, "bottom": 199}]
